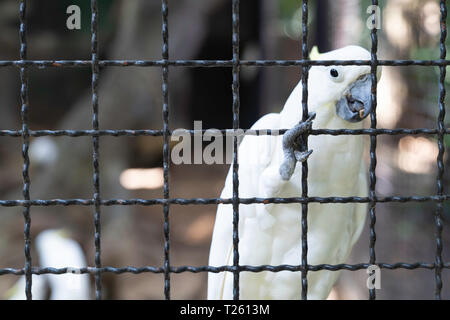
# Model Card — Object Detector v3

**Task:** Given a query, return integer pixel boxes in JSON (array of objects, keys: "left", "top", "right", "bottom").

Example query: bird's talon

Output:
[
  {"left": 280, "top": 113, "right": 315, "bottom": 180},
  {"left": 306, "top": 112, "right": 316, "bottom": 122},
  {"left": 294, "top": 149, "right": 313, "bottom": 162}
]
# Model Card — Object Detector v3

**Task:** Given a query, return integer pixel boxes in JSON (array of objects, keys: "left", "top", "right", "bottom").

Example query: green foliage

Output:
[
  {"left": 411, "top": 47, "right": 440, "bottom": 60},
  {"left": 445, "top": 135, "right": 450, "bottom": 149},
  {"left": 279, "top": 0, "right": 301, "bottom": 21},
  {"left": 279, "top": 0, "right": 316, "bottom": 39}
]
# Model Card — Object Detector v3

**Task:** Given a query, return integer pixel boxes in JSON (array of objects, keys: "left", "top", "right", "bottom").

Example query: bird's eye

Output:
[{"left": 329, "top": 68, "right": 344, "bottom": 82}]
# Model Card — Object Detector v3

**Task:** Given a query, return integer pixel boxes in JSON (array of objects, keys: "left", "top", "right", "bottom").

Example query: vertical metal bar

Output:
[
  {"left": 368, "top": 0, "right": 379, "bottom": 300},
  {"left": 300, "top": 0, "right": 309, "bottom": 300},
  {"left": 161, "top": 0, "right": 171, "bottom": 300},
  {"left": 19, "top": 0, "right": 32, "bottom": 300},
  {"left": 232, "top": 0, "right": 241, "bottom": 301},
  {"left": 435, "top": 0, "right": 447, "bottom": 301},
  {"left": 91, "top": 0, "right": 102, "bottom": 300}
]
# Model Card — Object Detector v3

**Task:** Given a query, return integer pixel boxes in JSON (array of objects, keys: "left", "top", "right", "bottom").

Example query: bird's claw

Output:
[
  {"left": 306, "top": 111, "right": 316, "bottom": 122},
  {"left": 294, "top": 149, "right": 313, "bottom": 162},
  {"left": 302, "top": 112, "right": 316, "bottom": 132},
  {"left": 281, "top": 112, "right": 316, "bottom": 148},
  {"left": 279, "top": 112, "right": 315, "bottom": 181}
]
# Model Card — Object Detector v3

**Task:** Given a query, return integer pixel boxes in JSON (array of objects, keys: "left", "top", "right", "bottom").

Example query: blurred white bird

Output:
[
  {"left": 6, "top": 229, "right": 90, "bottom": 300},
  {"left": 208, "top": 46, "right": 381, "bottom": 299},
  {"left": 29, "top": 136, "right": 59, "bottom": 167}
]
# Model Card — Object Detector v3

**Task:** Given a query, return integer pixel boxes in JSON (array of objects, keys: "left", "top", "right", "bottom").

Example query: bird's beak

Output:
[{"left": 335, "top": 74, "right": 372, "bottom": 122}]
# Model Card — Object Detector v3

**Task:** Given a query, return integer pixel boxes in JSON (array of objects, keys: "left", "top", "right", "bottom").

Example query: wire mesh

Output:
[{"left": 0, "top": 0, "right": 448, "bottom": 300}]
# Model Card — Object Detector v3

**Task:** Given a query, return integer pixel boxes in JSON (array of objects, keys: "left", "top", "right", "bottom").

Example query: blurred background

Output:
[{"left": 0, "top": 0, "right": 449, "bottom": 299}]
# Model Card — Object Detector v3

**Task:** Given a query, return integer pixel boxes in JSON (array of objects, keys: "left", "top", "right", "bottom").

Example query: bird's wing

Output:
[
  {"left": 350, "top": 161, "right": 369, "bottom": 248},
  {"left": 207, "top": 113, "right": 281, "bottom": 299}
]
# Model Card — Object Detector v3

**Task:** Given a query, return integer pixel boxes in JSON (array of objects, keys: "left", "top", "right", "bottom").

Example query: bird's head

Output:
[{"left": 308, "top": 45, "right": 381, "bottom": 123}]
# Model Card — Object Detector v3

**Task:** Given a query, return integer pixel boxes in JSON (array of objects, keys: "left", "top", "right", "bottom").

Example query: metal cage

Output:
[{"left": 0, "top": 0, "right": 448, "bottom": 300}]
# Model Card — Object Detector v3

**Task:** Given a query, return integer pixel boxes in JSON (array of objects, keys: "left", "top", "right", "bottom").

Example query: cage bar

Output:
[
  {"left": 368, "top": 0, "right": 379, "bottom": 301},
  {"left": 0, "top": 0, "right": 447, "bottom": 301},
  {"left": 18, "top": 0, "right": 32, "bottom": 301},
  {"left": 90, "top": 0, "right": 102, "bottom": 300},
  {"left": 161, "top": 0, "right": 171, "bottom": 300},
  {"left": 300, "top": 0, "right": 309, "bottom": 300},
  {"left": 231, "top": 0, "right": 241, "bottom": 301},
  {"left": 434, "top": 0, "right": 447, "bottom": 300}
]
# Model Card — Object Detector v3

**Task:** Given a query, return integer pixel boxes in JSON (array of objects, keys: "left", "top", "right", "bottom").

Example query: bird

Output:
[
  {"left": 208, "top": 46, "right": 381, "bottom": 300},
  {"left": 6, "top": 229, "right": 90, "bottom": 300}
]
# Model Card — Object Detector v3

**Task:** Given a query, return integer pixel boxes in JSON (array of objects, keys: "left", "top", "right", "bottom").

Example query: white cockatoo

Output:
[
  {"left": 6, "top": 229, "right": 90, "bottom": 300},
  {"left": 208, "top": 46, "right": 381, "bottom": 300}
]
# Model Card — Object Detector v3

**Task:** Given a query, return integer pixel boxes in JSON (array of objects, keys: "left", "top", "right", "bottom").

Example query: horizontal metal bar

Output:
[
  {"left": 0, "top": 262, "right": 447, "bottom": 276},
  {"left": 0, "top": 195, "right": 448, "bottom": 207},
  {"left": 0, "top": 59, "right": 450, "bottom": 68},
  {"left": 0, "top": 128, "right": 448, "bottom": 138}
]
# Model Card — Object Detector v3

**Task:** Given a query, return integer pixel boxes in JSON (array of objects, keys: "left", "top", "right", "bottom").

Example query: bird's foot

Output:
[
  {"left": 294, "top": 149, "right": 313, "bottom": 162},
  {"left": 281, "top": 112, "right": 316, "bottom": 150},
  {"left": 279, "top": 112, "right": 315, "bottom": 181}
]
